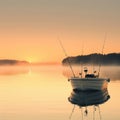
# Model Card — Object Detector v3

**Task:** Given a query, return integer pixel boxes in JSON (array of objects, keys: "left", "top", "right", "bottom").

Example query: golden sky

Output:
[{"left": 0, "top": 0, "right": 120, "bottom": 63}]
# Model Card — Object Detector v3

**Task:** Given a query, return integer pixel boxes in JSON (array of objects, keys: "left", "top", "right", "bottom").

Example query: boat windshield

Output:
[{"left": 85, "top": 74, "right": 96, "bottom": 78}]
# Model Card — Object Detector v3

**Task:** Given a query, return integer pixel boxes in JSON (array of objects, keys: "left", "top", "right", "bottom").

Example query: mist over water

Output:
[
  {"left": 62, "top": 65, "right": 120, "bottom": 80},
  {"left": 0, "top": 65, "right": 119, "bottom": 81},
  {"left": 0, "top": 66, "right": 30, "bottom": 75}
]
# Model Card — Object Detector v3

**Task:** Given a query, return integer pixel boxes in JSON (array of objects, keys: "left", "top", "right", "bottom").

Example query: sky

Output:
[{"left": 0, "top": 0, "right": 120, "bottom": 63}]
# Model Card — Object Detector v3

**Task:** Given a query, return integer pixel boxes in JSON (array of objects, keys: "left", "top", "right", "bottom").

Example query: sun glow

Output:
[{"left": 26, "top": 56, "right": 39, "bottom": 64}]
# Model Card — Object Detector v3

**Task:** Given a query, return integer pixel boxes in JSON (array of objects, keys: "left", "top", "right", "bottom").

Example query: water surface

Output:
[{"left": 0, "top": 65, "right": 119, "bottom": 120}]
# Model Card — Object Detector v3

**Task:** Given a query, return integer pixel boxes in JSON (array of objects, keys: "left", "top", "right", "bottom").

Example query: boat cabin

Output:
[{"left": 85, "top": 74, "right": 96, "bottom": 78}]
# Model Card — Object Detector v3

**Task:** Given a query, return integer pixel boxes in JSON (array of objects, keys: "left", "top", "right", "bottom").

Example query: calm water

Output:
[{"left": 0, "top": 65, "right": 119, "bottom": 120}]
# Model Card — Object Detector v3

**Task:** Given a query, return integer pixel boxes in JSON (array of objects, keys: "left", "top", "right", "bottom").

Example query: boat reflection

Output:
[
  {"left": 68, "top": 89, "right": 110, "bottom": 119},
  {"left": 68, "top": 89, "right": 110, "bottom": 107}
]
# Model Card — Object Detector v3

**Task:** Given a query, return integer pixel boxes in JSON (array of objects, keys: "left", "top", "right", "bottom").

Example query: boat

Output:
[
  {"left": 68, "top": 68, "right": 110, "bottom": 91},
  {"left": 69, "top": 78, "right": 110, "bottom": 91},
  {"left": 59, "top": 37, "right": 110, "bottom": 91}
]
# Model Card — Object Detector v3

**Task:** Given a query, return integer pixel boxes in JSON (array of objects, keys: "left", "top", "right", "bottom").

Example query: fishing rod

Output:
[
  {"left": 58, "top": 38, "right": 76, "bottom": 77},
  {"left": 98, "top": 33, "right": 107, "bottom": 77},
  {"left": 79, "top": 41, "right": 84, "bottom": 78}
]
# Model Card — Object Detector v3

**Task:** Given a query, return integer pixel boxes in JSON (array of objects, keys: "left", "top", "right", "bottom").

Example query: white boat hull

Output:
[{"left": 69, "top": 77, "right": 110, "bottom": 91}]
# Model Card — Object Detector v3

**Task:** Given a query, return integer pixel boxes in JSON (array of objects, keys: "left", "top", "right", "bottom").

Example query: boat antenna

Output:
[
  {"left": 98, "top": 33, "right": 107, "bottom": 77},
  {"left": 58, "top": 37, "right": 76, "bottom": 77}
]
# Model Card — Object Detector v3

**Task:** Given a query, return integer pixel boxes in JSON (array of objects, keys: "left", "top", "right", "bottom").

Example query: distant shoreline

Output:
[
  {"left": 0, "top": 59, "right": 60, "bottom": 66},
  {"left": 0, "top": 59, "right": 29, "bottom": 66},
  {"left": 62, "top": 53, "right": 120, "bottom": 66}
]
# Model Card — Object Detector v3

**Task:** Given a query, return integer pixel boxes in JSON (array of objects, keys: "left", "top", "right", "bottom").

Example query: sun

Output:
[{"left": 26, "top": 56, "right": 39, "bottom": 64}]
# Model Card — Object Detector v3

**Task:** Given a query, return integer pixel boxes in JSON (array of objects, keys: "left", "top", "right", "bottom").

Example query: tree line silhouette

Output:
[{"left": 62, "top": 53, "right": 120, "bottom": 65}]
